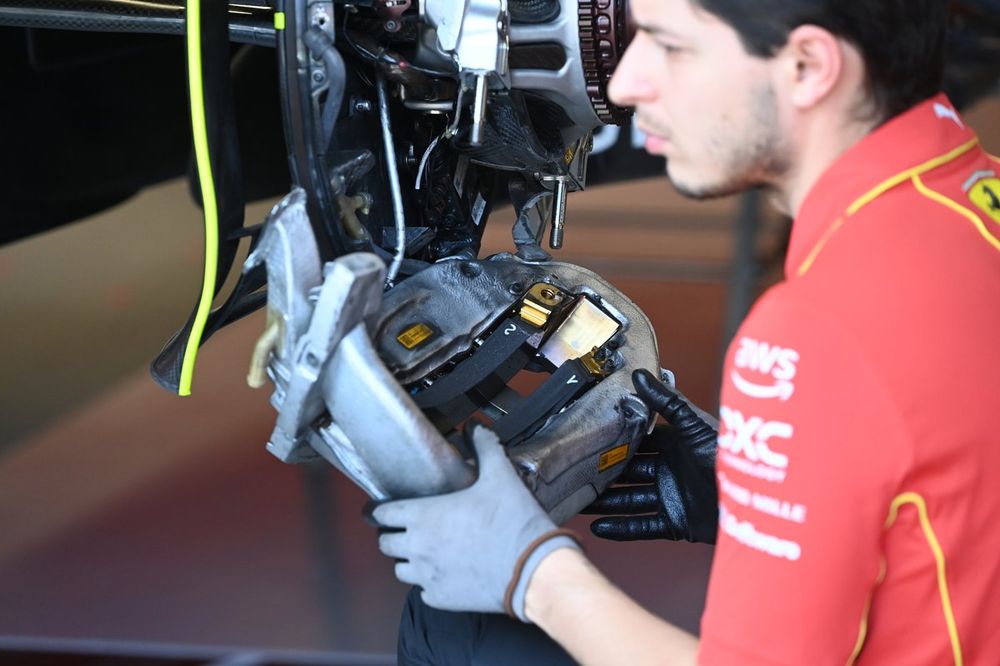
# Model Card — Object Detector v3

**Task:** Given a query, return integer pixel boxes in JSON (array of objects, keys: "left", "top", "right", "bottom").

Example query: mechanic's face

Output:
[{"left": 609, "top": 0, "right": 790, "bottom": 199}]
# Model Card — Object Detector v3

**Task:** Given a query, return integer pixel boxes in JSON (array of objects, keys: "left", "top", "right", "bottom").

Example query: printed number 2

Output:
[{"left": 504, "top": 324, "right": 517, "bottom": 336}]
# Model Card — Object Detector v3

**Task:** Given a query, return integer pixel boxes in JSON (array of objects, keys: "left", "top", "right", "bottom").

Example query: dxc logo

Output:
[
  {"left": 731, "top": 337, "right": 799, "bottom": 401},
  {"left": 719, "top": 406, "right": 793, "bottom": 471}
]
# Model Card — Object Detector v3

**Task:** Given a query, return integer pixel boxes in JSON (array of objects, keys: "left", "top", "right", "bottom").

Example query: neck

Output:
[{"left": 775, "top": 109, "right": 878, "bottom": 217}]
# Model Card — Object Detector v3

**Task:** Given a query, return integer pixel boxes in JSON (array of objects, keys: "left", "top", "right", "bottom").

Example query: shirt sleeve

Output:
[{"left": 698, "top": 285, "right": 910, "bottom": 665}]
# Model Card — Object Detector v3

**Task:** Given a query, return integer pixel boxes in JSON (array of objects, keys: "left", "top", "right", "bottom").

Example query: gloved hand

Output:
[
  {"left": 373, "top": 425, "right": 581, "bottom": 622},
  {"left": 583, "top": 369, "right": 719, "bottom": 544}
]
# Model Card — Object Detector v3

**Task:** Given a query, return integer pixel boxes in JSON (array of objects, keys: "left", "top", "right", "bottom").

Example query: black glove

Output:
[{"left": 583, "top": 369, "right": 719, "bottom": 544}]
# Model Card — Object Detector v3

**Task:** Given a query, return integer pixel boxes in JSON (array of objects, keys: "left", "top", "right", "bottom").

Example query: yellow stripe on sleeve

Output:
[{"left": 885, "top": 493, "right": 963, "bottom": 666}]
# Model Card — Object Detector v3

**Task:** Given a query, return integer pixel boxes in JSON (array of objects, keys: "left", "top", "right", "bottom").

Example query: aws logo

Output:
[{"left": 731, "top": 337, "right": 799, "bottom": 402}]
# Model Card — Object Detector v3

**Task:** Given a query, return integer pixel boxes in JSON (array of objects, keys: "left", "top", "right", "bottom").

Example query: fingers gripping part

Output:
[
  {"left": 396, "top": 561, "right": 421, "bottom": 586},
  {"left": 378, "top": 531, "right": 409, "bottom": 559},
  {"left": 367, "top": 425, "right": 582, "bottom": 620},
  {"left": 583, "top": 486, "right": 659, "bottom": 514},
  {"left": 590, "top": 514, "right": 669, "bottom": 541},
  {"left": 617, "top": 455, "right": 658, "bottom": 484},
  {"left": 633, "top": 369, "right": 691, "bottom": 423},
  {"left": 469, "top": 425, "right": 507, "bottom": 474},
  {"left": 587, "top": 372, "right": 721, "bottom": 544},
  {"left": 373, "top": 502, "right": 410, "bottom": 529},
  {"left": 632, "top": 369, "right": 672, "bottom": 414}
]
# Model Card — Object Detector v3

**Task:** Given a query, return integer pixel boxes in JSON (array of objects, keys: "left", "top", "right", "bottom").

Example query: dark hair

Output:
[{"left": 692, "top": 0, "right": 949, "bottom": 122}]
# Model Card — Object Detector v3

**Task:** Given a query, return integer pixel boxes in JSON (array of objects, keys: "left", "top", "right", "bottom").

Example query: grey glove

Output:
[{"left": 373, "top": 426, "right": 581, "bottom": 622}]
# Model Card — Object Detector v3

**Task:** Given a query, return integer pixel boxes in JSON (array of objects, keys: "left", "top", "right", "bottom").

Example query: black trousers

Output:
[{"left": 397, "top": 587, "right": 577, "bottom": 665}]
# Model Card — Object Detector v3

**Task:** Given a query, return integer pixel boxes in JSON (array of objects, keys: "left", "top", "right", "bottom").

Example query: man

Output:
[{"left": 375, "top": 0, "right": 1000, "bottom": 663}]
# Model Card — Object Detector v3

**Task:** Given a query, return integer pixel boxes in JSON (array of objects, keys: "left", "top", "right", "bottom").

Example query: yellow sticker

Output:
[
  {"left": 968, "top": 177, "right": 1000, "bottom": 225},
  {"left": 397, "top": 323, "right": 435, "bottom": 350},
  {"left": 598, "top": 444, "right": 629, "bottom": 472},
  {"left": 273, "top": 11, "right": 286, "bottom": 30}
]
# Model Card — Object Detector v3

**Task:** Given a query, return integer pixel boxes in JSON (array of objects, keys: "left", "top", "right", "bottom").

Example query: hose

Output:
[{"left": 302, "top": 26, "right": 347, "bottom": 147}]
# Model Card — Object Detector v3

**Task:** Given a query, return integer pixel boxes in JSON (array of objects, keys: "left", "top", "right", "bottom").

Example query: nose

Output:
[{"left": 607, "top": 34, "right": 658, "bottom": 109}]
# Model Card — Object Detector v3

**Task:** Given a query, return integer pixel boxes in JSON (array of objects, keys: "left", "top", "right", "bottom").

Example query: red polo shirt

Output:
[{"left": 699, "top": 94, "right": 1000, "bottom": 665}]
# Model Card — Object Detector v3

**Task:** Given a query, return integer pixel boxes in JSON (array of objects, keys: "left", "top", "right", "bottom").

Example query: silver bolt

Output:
[
  {"left": 470, "top": 74, "right": 488, "bottom": 146},
  {"left": 549, "top": 179, "right": 569, "bottom": 250}
]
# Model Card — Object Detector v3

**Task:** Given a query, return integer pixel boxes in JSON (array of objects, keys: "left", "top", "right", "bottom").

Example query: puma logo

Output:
[{"left": 934, "top": 102, "right": 964, "bottom": 129}]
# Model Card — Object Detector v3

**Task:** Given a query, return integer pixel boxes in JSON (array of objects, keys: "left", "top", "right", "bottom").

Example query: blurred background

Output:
[{"left": 0, "top": 21, "right": 997, "bottom": 666}]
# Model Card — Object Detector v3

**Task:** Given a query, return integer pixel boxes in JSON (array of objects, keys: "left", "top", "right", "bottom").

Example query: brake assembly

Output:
[{"left": 246, "top": 189, "right": 658, "bottom": 522}]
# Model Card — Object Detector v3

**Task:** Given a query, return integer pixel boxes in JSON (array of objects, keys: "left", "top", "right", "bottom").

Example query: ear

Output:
[{"left": 780, "top": 25, "right": 844, "bottom": 111}]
